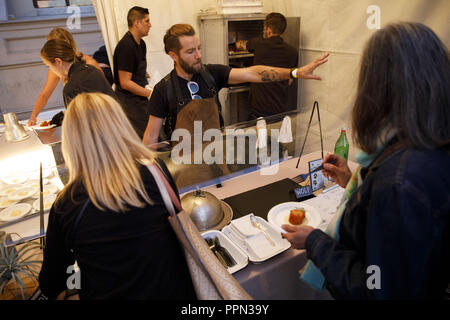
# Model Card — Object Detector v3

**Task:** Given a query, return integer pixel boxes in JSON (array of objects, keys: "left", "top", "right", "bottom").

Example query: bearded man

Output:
[{"left": 143, "top": 23, "right": 328, "bottom": 146}]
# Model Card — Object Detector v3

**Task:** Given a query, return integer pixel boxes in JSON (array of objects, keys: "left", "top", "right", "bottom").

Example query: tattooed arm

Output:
[{"left": 228, "top": 53, "right": 329, "bottom": 85}]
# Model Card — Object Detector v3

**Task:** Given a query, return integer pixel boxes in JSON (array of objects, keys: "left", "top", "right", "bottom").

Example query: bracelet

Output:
[{"left": 290, "top": 68, "right": 298, "bottom": 79}]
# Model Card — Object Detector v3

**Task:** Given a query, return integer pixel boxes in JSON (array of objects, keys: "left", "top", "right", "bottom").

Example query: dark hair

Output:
[
  {"left": 352, "top": 22, "right": 450, "bottom": 153},
  {"left": 127, "top": 6, "right": 149, "bottom": 28},
  {"left": 163, "top": 24, "right": 196, "bottom": 54},
  {"left": 40, "top": 39, "right": 84, "bottom": 64},
  {"left": 264, "top": 12, "right": 287, "bottom": 35}
]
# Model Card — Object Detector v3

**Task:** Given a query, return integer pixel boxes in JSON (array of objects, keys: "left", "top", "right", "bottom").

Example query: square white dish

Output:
[{"left": 222, "top": 214, "right": 291, "bottom": 263}]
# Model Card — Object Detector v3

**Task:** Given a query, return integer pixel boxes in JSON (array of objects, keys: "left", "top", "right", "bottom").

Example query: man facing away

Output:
[
  {"left": 113, "top": 6, "right": 152, "bottom": 138},
  {"left": 236, "top": 12, "right": 299, "bottom": 119},
  {"left": 142, "top": 23, "right": 329, "bottom": 146}
]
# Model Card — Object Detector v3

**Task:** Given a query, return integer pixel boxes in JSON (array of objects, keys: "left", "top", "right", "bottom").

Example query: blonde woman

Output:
[
  {"left": 28, "top": 28, "right": 104, "bottom": 126},
  {"left": 38, "top": 93, "right": 196, "bottom": 300}
]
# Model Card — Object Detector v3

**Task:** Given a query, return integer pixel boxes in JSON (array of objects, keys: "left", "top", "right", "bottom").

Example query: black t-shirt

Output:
[
  {"left": 38, "top": 159, "right": 196, "bottom": 300},
  {"left": 113, "top": 31, "right": 148, "bottom": 92},
  {"left": 148, "top": 64, "right": 231, "bottom": 119},
  {"left": 246, "top": 36, "right": 298, "bottom": 115},
  {"left": 63, "top": 62, "right": 115, "bottom": 106}
]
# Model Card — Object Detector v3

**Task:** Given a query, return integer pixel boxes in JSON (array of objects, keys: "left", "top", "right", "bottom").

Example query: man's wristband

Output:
[{"left": 290, "top": 68, "right": 298, "bottom": 79}]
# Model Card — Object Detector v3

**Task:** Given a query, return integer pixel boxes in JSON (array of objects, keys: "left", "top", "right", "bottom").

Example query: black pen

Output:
[{"left": 311, "top": 158, "right": 338, "bottom": 174}]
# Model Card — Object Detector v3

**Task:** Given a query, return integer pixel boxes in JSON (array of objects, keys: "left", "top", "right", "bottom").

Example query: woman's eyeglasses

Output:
[{"left": 187, "top": 81, "right": 202, "bottom": 100}]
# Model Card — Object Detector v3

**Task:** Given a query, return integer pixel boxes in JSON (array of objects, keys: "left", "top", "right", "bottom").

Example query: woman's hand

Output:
[
  {"left": 281, "top": 224, "right": 315, "bottom": 250},
  {"left": 322, "top": 153, "right": 352, "bottom": 188},
  {"left": 27, "top": 116, "right": 37, "bottom": 126}
]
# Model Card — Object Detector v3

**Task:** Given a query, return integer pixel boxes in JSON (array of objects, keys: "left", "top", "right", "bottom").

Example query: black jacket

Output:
[{"left": 306, "top": 141, "right": 450, "bottom": 299}]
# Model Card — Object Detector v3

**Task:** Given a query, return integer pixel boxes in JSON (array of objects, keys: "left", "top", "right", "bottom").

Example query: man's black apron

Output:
[
  {"left": 164, "top": 68, "right": 230, "bottom": 183},
  {"left": 163, "top": 68, "right": 223, "bottom": 142},
  {"left": 116, "top": 52, "right": 149, "bottom": 138}
]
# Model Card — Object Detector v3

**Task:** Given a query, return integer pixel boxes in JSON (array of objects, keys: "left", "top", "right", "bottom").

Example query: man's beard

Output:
[{"left": 178, "top": 56, "right": 202, "bottom": 74}]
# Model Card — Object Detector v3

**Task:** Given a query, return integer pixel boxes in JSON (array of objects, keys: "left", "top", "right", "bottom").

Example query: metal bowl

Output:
[{"left": 181, "top": 190, "right": 232, "bottom": 231}]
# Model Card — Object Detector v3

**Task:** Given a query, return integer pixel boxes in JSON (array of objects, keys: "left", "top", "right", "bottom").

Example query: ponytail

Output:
[
  {"left": 75, "top": 51, "right": 85, "bottom": 63},
  {"left": 40, "top": 39, "right": 81, "bottom": 64}
]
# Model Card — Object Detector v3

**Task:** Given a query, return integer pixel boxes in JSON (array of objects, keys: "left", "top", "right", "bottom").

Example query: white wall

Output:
[{"left": 262, "top": 0, "right": 450, "bottom": 155}]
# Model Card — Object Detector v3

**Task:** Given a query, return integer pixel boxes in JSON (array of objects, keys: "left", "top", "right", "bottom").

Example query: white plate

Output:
[
  {"left": 32, "top": 184, "right": 58, "bottom": 198},
  {"left": 42, "top": 168, "right": 53, "bottom": 178},
  {"left": 202, "top": 230, "right": 248, "bottom": 274},
  {"left": 9, "top": 187, "right": 37, "bottom": 201},
  {"left": 33, "top": 124, "right": 56, "bottom": 130},
  {"left": 25, "top": 120, "right": 47, "bottom": 129},
  {"left": 0, "top": 197, "right": 19, "bottom": 209},
  {"left": 2, "top": 176, "right": 28, "bottom": 185},
  {"left": 26, "top": 179, "right": 50, "bottom": 189},
  {"left": 0, "top": 184, "right": 22, "bottom": 197},
  {"left": 33, "top": 194, "right": 57, "bottom": 212},
  {"left": 267, "top": 202, "right": 322, "bottom": 230},
  {"left": 0, "top": 203, "right": 32, "bottom": 221},
  {"left": 222, "top": 215, "right": 291, "bottom": 263}
]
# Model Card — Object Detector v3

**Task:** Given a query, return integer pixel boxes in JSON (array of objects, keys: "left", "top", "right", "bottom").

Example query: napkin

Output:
[
  {"left": 230, "top": 214, "right": 267, "bottom": 238},
  {"left": 278, "top": 116, "right": 293, "bottom": 143}
]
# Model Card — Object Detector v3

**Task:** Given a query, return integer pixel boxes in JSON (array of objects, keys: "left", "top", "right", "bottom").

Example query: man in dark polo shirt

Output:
[
  {"left": 237, "top": 13, "right": 299, "bottom": 119},
  {"left": 142, "top": 23, "right": 328, "bottom": 146},
  {"left": 113, "top": 6, "right": 152, "bottom": 138}
]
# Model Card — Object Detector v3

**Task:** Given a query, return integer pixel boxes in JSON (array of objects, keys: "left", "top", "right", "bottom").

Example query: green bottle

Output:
[{"left": 334, "top": 127, "right": 349, "bottom": 162}]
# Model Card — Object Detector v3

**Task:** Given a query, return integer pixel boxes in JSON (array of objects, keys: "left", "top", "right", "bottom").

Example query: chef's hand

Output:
[
  {"left": 321, "top": 153, "right": 352, "bottom": 188},
  {"left": 296, "top": 53, "right": 329, "bottom": 80},
  {"left": 27, "top": 117, "right": 37, "bottom": 126},
  {"left": 281, "top": 224, "right": 314, "bottom": 250}
]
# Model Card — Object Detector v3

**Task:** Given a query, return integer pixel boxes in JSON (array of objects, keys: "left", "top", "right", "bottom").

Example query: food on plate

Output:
[
  {"left": 3, "top": 187, "right": 18, "bottom": 195},
  {"left": 289, "top": 208, "right": 306, "bottom": 225},
  {"left": 40, "top": 120, "right": 50, "bottom": 127},
  {"left": 0, "top": 199, "right": 16, "bottom": 207},
  {"left": 11, "top": 209, "right": 23, "bottom": 217}
]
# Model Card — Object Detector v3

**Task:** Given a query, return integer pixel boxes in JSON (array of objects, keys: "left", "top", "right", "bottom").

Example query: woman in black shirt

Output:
[
  {"left": 38, "top": 92, "right": 196, "bottom": 300},
  {"left": 40, "top": 39, "right": 115, "bottom": 107}
]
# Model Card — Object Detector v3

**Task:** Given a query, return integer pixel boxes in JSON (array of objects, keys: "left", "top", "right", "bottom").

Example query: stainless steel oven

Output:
[{"left": 200, "top": 13, "right": 301, "bottom": 125}]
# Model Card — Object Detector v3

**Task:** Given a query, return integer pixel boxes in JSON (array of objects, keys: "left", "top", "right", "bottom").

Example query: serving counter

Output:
[{"left": 0, "top": 108, "right": 352, "bottom": 299}]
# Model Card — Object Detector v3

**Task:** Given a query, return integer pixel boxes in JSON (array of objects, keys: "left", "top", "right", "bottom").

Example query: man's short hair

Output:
[
  {"left": 127, "top": 6, "right": 149, "bottom": 28},
  {"left": 163, "top": 24, "right": 196, "bottom": 54},
  {"left": 264, "top": 12, "right": 287, "bottom": 35}
]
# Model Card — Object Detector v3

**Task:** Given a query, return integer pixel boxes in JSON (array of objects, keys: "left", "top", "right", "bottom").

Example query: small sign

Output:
[
  {"left": 293, "top": 185, "right": 313, "bottom": 200},
  {"left": 309, "top": 159, "right": 325, "bottom": 192}
]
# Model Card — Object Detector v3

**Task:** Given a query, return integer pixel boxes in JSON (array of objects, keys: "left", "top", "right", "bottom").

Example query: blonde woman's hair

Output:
[{"left": 60, "top": 92, "right": 156, "bottom": 212}]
